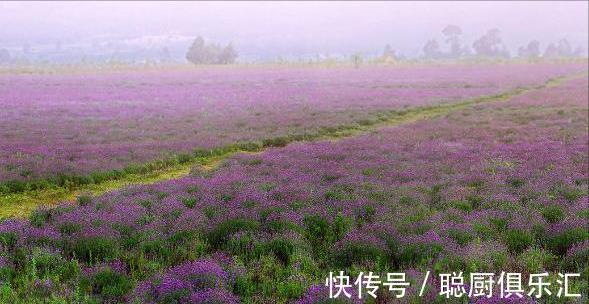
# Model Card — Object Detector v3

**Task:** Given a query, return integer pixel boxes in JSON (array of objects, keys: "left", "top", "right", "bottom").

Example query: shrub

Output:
[
  {"left": 72, "top": 237, "right": 118, "bottom": 264},
  {"left": 331, "top": 241, "right": 387, "bottom": 268},
  {"left": 265, "top": 238, "right": 295, "bottom": 265},
  {"left": 519, "top": 248, "right": 556, "bottom": 272},
  {"left": 397, "top": 242, "right": 443, "bottom": 267},
  {"left": 89, "top": 268, "right": 133, "bottom": 299},
  {"left": 207, "top": 219, "right": 260, "bottom": 249},
  {"left": 450, "top": 200, "right": 473, "bottom": 212},
  {"left": 30, "top": 248, "right": 66, "bottom": 278},
  {"left": 238, "top": 141, "right": 263, "bottom": 152},
  {"left": 541, "top": 205, "right": 565, "bottom": 223},
  {"left": 177, "top": 153, "right": 193, "bottom": 164},
  {"left": 504, "top": 229, "right": 534, "bottom": 254},
  {"left": 277, "top": 280, "right": 306, "bottom": 300},
  {"left": 262, "top": 137, "right": 291, "bottom": 148},
  {"left": 447, "top": 228, "right": 474, "bottom": 246},
  {"left": 181, "top": 197, "right": 197, "bottom": 209},
  {"left": 29, "top": 208, "right": 53, "bottom": 227},
  {"left": 58, "top": 222, "right": 82, "bottom": 235},
  {"left": 545, "top": 228, "right": 589, "bottom": 256},
  {"left": 76, "top": 193, "right": 93, "bottom": 206},
  {"left": 303, "top": 215, "right": 332, "bottom": 249},
  {"left": 489, "top": 217, "right": 508, "bottom": 232}
]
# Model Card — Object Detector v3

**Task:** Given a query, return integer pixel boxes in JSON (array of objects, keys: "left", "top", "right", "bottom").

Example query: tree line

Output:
[{"left": 420, "top": 25, "right": 585, "bottom": 60}]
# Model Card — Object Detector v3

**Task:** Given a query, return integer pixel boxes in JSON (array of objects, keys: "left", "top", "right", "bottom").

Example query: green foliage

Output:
[
  {"left": 397, "top": 243, "right": 443, "bottom": 267},
  {"left": 449, "top": 200, "right": 473, "bottom": 212},
  {"left": 447, "top": 228, "right": 474, "bottom": 246},
  {"left": 519, "top": 248, "right": 556, "bottom": 272},
  {"left": 76, "top": 194, "right": 93, "bottom": 206},
  {"left": 331, "top": 242, "right": 387, "bottom": 268},
  {"left": 504, "top": 229, "right": 534, "bottom": 254},
  {"left": 207, "top": 218, "right": 260, "bottom": 249},
  {"left": 262, "top": 137, "right": 291, "bottom": 148},
  {"left": 545, "top": 228, "right": 589, "bottom": 256},
  {"left": 541, "top": 205, "right": 565, "bottom": 223},
  {"left": 29, "top": 208, "right": 53, "bottom": 227},
  {"left": 84, "top": 268, "right": 133, "bottom": 300},
  {"left": 265, "top": 238, "right": 296, "bottom": 265},
  {"left": 181, "top": 197, "right": 197, "bottom": 209},
  {"left": 72, "top": 237, "right": 118, "bottom": 264}
]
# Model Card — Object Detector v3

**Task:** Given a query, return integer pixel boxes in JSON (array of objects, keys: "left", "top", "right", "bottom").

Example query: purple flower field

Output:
[
  {"left": 0, "top": 64, "right": 585, "bottom": 188},
  {"left": 0, "top": 68, "right": 587, "bottom": 302}
]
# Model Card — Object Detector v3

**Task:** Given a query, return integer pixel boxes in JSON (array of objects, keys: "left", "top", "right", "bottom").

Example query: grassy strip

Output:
[{"left": 0, "top": 73, "right": 584, "bottom": 218}]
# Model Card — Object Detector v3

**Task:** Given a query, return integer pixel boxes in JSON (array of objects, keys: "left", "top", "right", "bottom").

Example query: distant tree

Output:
[
  {"left": 381, "top": 44, "right": 397, "bottom": 63},
  {"left": 0, "top": 49, "right": 11, "bottom": 64},
  {"left": 423, "top": 39, "right": 442, "bottom": 59},
  {"left": 160, "top": 47, "right": 171, "bottom": 63},
  {"left": 543, "top": 43, "right": 559, "bottom": 58},
  {"left": 22, "top": 42, "right": 30, "bottom": 54},
  {"left": 382, "top": 44, "right": 395, "bottom": 57},
  {"left": 186, "top": 36, "right": 206, "bottom": 64},
  {"left": 442, "top": 25, "right": 466, "bottom": 58},
  {"left": 543, "top": 39, "right": 577, "bottom": 58},
  {"left": 573, "top": 45, "right": 586, "bottom": 57},
  {"left": 472, "top": 29, "right": 510, "bottom": 58},
  {"left": 219, "top": 44, "right": 237, "bottom": 64},
  {"left": 186, "top": 36, "right": 237, "bottom": 65},
  {"left": 350, "top": 52, "right": 363, "bottom": 68},
  {"left": 518, "top": 40, "right": 541, "bottom": 58},
  {"left": 557, "top": 39, "right": 573, "bottom": 57}
]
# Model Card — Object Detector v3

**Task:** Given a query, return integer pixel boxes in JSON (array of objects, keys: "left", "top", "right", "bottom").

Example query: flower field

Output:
[
  {"left": 0, "top": 64, "right": 587, "bottom": 303},
  {"left": 0, "top": 64, "right": 585, "bottom": 194}
]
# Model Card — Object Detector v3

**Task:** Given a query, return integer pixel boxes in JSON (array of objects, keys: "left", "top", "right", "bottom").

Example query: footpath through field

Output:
[{"left": 0, "top": 72, "right": 586, "bottom": 218}]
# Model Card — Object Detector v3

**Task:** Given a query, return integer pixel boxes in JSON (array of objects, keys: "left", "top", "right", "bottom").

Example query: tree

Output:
[
  {"left": 350, "top": 52, "right": 363, "bottom": 69},
  {"left": 160, "top": 47, "right": 171, "bottom": 63},
  {"left": 382, "top": 44, "right": 394, "bottom": 57},
  {"left": 186, "top": 36, "right": 206, "bottom": 64},
  {"left": 219, "top": 44, "right": 237, "bottom": 64},
  {"left": 442, "top": 25, "right": 466, "bottom": 58},
  {"left": 186, "top": 36, "right": 238, "bottom": 65},
  {"left": 381, "top": 44, "right": 396, "bottom": 63},
  {"left": 543, "top": 39, "right": 578, "bottom": 58},
  {"left": 518, "top": 40, "right": 540, "bottom": 58},
  {"left": 472, "top": 29, "right": 510, "bottom": 58},
  {"left": 573, "top": 45, "right": 586, "bottom": 57},
  {"left": 543, "top": 43, "right": 559, "bottom": 58},
  {"left": 0, "top": 49, "right": 11, "bottom": 64},
  {"left": 423, "top": 39, "right": 442, "bottom": 59},
  {"left": 557, "top": 39, "right": 573, "bottom": 57}
]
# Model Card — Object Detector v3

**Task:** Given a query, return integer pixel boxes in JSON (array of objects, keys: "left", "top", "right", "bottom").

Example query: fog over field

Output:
[
  {"left": 0, "top": 1, "right": 587, "bottom": 61},
  {"left": 0, "top": 2, "right": 588, "bottom": 303}
]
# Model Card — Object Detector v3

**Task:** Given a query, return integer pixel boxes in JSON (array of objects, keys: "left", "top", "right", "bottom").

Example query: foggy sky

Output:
[{"left": 0, "top": 1, "right": 587, "bottom": 58}]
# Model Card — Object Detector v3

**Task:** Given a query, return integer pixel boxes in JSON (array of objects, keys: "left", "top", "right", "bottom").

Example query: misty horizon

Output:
[{"left": 0, "top": 1, "right": 588, "bottom": 62}]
